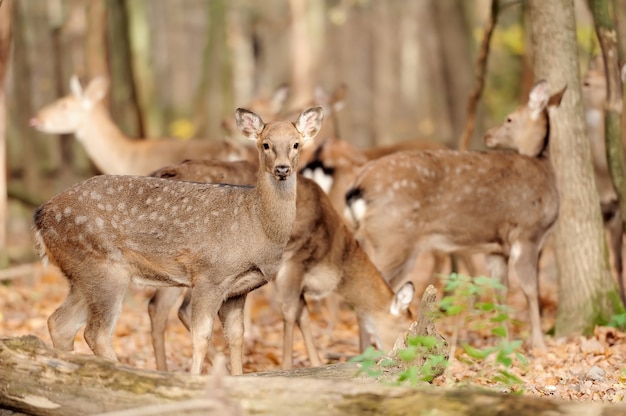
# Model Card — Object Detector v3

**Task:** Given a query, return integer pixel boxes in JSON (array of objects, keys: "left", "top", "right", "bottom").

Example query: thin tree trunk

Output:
[
  {"left": 458, "top": 0, "right": 499, "bottom": 151},
  {"left": 125, "top": 0, "right": 161, "bottom": 138},
  {"left": 288, "top": 0, "right": 315, "bottom": 110},
  {"left": 0, "top": 0, "right": 12, "bottom": 269},
  {"left": 588, "top": 0, "right": 626, "bottom": 307},
  {"left": 433, "top": 0, "right": 474, "bottom": 147},
  {"left": 528, "top": 0, "right": 619, "bottom": 337},
  {"left": 193, "top": 0, "right": 231, "bottom": 139},
  {"left": 107, "top": 0, "right": 143, "bottom": 139}
]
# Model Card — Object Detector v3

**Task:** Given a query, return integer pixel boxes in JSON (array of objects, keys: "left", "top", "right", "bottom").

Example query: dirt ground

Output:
[{"left": 0, "top": 250, "right": 625, "bottom": 405}]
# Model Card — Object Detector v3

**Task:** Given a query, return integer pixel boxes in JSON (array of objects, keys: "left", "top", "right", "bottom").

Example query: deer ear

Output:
[
  {"left": 528, "top": 80, "right": 550, "bottom": 120},
  {"left": 330, "top": 84, "right": 347, "bottom": 113},
  {"left": 270, "top": 84, "right": 290, "bottom": 114},
  {"left": 69, "top": 75, "right": 83, "bottom": 98},
  {"left": 548, "top": 85, "right": 567, "bottom": 108},
  {"left": 235, "top": 108, "right": 265, "bottom": 141},
  {"left": 83, "top": 77, "right": 109, "bottom": 107},
  {"left": 295, "top": 106, "right": 324, "bottom": 142},
  {"left": 390, "top": 281, "right": 415, "bottom": 316}
]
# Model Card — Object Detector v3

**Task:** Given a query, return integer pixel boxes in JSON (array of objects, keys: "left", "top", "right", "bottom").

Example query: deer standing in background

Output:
[
  {"left": 346, "top": 81, "right": 566, "bottom": 350},
  {"left": 33, "top": 106, "right": 324, "bottom": 374},
  {"left": 148, "top": 159, "right": 415, "bottom": 371},
  {"left": 29, "top": 76, "right": 293, "bottom": 176},
  {"left": 581, "top": 56, "right": 626, "bottom": 304}
]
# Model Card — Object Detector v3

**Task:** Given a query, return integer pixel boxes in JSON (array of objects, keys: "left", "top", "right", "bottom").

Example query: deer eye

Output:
[
  {"left": 293, "top": 142, "right": 299, "bottom": 149},
  {"left": 506, "top": 117, "right": 512, "bottom": 123},
  {"left": 263, "top": 143, "right": 270, "bottom": 150}
]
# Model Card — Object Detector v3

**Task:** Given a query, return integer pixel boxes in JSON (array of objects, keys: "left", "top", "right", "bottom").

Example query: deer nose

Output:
[{"left": 274, "top": 165, "right": 291, "bottom": 178}]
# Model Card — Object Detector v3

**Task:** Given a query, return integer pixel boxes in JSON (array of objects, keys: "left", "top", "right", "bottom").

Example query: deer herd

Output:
[{"left": 28, "top": 57, "right": 625, "bottom": 375}]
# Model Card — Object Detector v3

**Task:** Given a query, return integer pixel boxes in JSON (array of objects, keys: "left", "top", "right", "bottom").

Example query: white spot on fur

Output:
[
  {"left": 349, "top": 198, "right": 367, "bottom": 222},
  {"left": 75, "top": 216, "right": 87, "bottom": 225},
  {"left": 510, "top": 241, "right": 522, "bottom": 262},
  {"left": 63, "top": 207, "right": 72, "bottom": 216},
  {"left": 96, "top": 217, "right": 104, "bottom": 228}
]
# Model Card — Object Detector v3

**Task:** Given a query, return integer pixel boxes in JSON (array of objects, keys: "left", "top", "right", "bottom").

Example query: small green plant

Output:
[
  {"left": 351, "top": 273, "right": 528, "bottom": 392},
  {"left": 607, "top": 312, "right": 626, "bottom": 330},
  {"left": 439, "top": 273, "right": 527, "bottom": 393},
  {"left": 349, "top": 335, "right": 448, "bottom": 386},
  {"left": 349, "top": 346, "right": 385, "bottom": 378}
]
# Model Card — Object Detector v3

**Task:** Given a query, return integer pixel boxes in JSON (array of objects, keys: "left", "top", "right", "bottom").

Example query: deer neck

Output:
[
  {"left": 337, "top": 239, "right": 396, "bottom": 315},
  {"left": 254, "top": 170, "right": 297, "bottom": 244},
  {"left": 74, "top": 103, "right": 135, "bottom": 174}
]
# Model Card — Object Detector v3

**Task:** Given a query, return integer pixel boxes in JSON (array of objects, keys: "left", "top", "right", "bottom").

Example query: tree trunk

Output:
[
  {"left": 125, "top": 0, "right": 161, "bottom": 138},
  {"left": 433, "top": 0, "right": 475, "bottom": 147},
  {"left": 588, "top": 0, "right": 626, "bottom": 307},
  {"left": 457, "top": 0, "right": 498, "bottom": 151},
  {"left": 0, "top": 0, "right": 13, "bottom": 269},
  {"left": 528, "top": 0, "right": 620, "bottom": 337},
  {"left": 107, "top": 0, "right": 143, "bottom": 139},
  {"left": 192, "top": 0, "right": 231, "bottom": 139},
  {"left": 0, "top": 336, "right": 624, "bottom": 416}
]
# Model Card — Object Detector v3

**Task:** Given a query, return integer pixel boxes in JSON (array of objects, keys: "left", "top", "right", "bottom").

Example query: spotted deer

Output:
[
  {"left": 581, "top": 56, "right": 626, "bottom": 303},
  {"left": 29, "top": 75, "right": 291, "bottom": 176},
  {"left": 33, "top": 106, "right": 324, "bottom": 374},
  {"left": 147, "top": 159, "right": 415, "bottom": 371},
  {"left": 346, "top": 81, "right": 566, "bottom": 349}
]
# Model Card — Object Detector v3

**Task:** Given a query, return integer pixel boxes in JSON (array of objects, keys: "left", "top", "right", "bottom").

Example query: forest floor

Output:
[{"left": 1, "top": 252, "right": 625, "bottom": 406}]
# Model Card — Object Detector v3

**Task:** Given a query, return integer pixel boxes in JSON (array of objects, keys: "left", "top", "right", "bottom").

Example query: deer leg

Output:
[
  {"left": 48, "top": 283, "right": 88, "bottom": 352},
  {"left": 281, "top": 295, "right": 300, "bottom": 370},
  {"left": 510, "top": 242, "right": 545, "bottom": 350},
  {"left": 485, "top": 253, "right": 509, "bottom": 300},
  {"left": 82, "top": 274, "right": 129, "bottom": 361},
  {"left": 189, "top": 280, "right": 221, "bottom": 375},
  {"left": 297, "top": 295, "right": 322, "bottom": 367},
  {"left": 148, "top": 286, "right": 184, "bottom": 371},
  {"left": 275, "top": 262, "right": 306, "bottom": 369},
  {"left": 218, "top": 294, "right": 247, "bottom": 375},
  {"left": 458, "top": 252, "right": 478, "bottom": 278},
  {"left": 178, "top": 288, "right": 192, "bottom": 330}
]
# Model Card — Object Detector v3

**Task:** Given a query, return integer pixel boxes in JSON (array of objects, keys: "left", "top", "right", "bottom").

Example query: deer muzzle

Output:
[{"left": 274, "top": 165, "right": 291, "bottom": 180}]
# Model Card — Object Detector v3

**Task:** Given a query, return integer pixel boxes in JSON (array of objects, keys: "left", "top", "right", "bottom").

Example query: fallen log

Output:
[{"left": 1, "top": 335, "right": 626, "bottom": 416}]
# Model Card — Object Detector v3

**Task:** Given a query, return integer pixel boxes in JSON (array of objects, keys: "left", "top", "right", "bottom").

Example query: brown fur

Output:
[
  {"left": 346, "top": 81, "right": 565, "bottom": 350},
  {"left": 147, "top": 159, "right": 415, "bottom": 371},
  {"left": 33, "top": 107, "right": 324, "bottom": 375}
]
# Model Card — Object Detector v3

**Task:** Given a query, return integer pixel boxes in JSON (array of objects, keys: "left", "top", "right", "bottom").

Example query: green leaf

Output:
[
  {"left": 491, "top": 326, "right": 508, "bottom": 338},
  {"left": 397, "top": 347, "right": 418, "bottom": 362},
  {"left": 494, "top": 369, "right": 524, "bottom": 385},
  {"left": 408, "top": 335, "right": 439, "bottom": 348},
  {"left": 490, "top": 312, "right": 510, "bottom": 323},
  {"left": 476, "top": 302, "right": 495, "bottom": 311},
  {"left": 349, "top": 346, "right": 384, "bottom": 363},
  {"left": 444, "top": 304, "right": 464, "bottom": 316},
  {"left": 462, "top": 343, "right": 496, "bottom": 360},
  {"left": 398, "top": 366, "right": 420, "bottom": 386}
]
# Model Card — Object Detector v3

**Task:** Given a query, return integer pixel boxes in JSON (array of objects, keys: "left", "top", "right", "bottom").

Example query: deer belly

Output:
[{"left": 302, "top": 264, "right": 341, "bottom": 300}]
